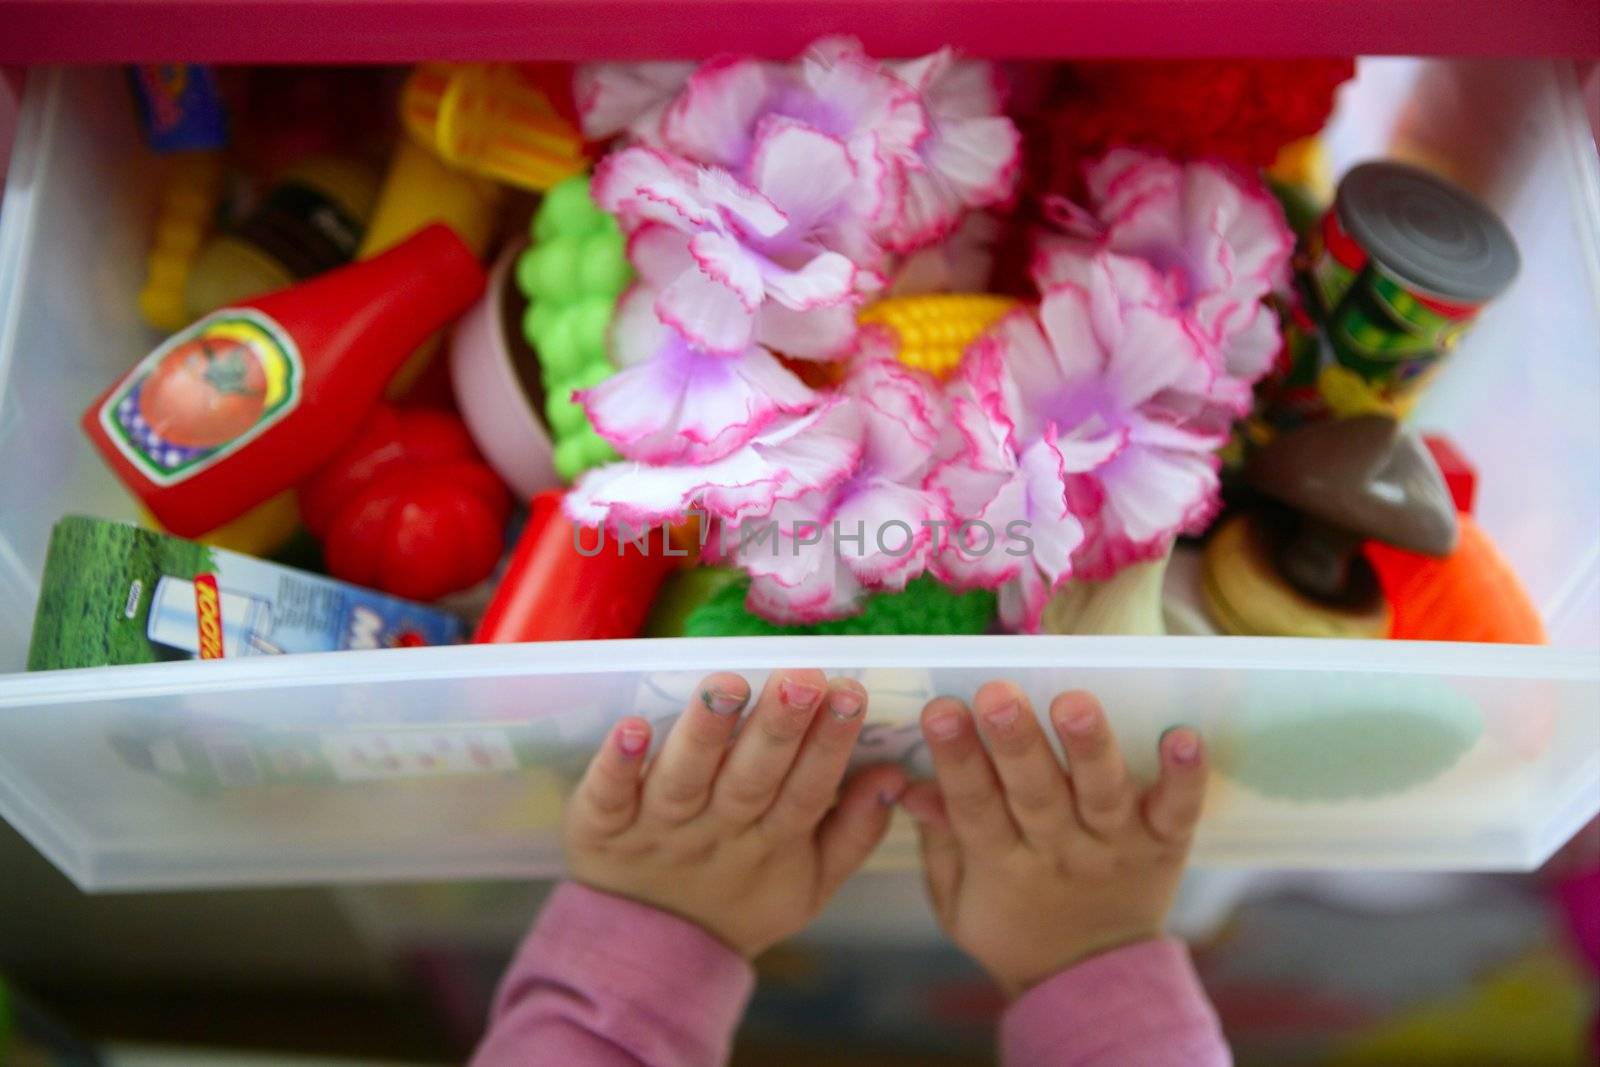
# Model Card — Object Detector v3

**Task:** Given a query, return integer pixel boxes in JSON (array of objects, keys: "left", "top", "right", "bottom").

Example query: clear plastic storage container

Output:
[{"left": 0, "top": 59, "right": 1596, "bottom": 890}]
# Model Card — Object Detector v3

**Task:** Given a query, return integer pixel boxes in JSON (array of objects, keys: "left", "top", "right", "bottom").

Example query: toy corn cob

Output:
[
  {"left": 139, "top": 150, "right": 225, "bottom": 331},
  {"left": 402, "top": 63, "right": 586, "bottom": 193},
  {"left": 859, "top": 293, "right": 1020, "bottom": 378}
]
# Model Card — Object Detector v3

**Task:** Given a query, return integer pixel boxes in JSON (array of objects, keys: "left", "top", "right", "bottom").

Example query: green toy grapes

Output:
[{"left": 517, "top": 175, "right": 631, "bottom": 482}]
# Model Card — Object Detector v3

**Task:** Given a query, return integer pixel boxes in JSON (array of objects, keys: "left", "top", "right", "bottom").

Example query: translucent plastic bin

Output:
[{"left": 0, "top": 60, "right": 1596, "bottom": 891}]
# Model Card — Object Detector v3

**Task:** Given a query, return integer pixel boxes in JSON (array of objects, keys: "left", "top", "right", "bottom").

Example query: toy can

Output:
[{"left": 1297, "top": 162, "right": 1519, "bottom": 417}]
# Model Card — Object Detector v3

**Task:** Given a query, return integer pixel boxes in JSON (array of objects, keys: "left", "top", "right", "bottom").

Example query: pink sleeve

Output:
[
  {"left": 1000, "top": 938, "right": 1230, "bottom": 1067},
  {"left": 470, "top": 882, "right": 755, "bottom": 1067}
]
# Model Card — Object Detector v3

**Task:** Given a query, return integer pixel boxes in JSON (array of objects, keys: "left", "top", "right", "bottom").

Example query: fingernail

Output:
[
  {"left": 779, "top": 678, "right": 823, "bottom": 710},
  {"left": 1163, "top": 727, "right": 1201, "bottom": 766},
  {"left": 617, "top": 725, "right": 649, "bottom": 758},
  {"left": 702, "top": 685, "right": 748, "bottom": 717},
  {"left": 878, "top": 782, "right": 906, "bottom": 806},
  {"left": 981, "top": 699, "right": 1020, "bottom": 731},
  {"left": 829, "top": 689, "right": 864, "bottom": 721},
  {"left": 926, "top": 710, "right": 963, "bottom": 741},
  {"left": 1063, "top": 709, "right": 1099, "bottom": 736}
]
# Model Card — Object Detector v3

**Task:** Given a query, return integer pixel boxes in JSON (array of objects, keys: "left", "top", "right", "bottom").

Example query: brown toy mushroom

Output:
[{"left": 1203, "top": 416, "right": 1459, "bottom": 638}]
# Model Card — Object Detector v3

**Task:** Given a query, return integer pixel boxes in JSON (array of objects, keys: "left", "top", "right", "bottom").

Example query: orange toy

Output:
[{"left": 1366, "top": 513, "right": 1546, "bottom": 644}]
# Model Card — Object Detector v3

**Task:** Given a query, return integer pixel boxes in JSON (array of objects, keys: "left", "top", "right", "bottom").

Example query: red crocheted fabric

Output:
[{"left": 1031, "top": 59, "right": 1356, "bottom": 198}]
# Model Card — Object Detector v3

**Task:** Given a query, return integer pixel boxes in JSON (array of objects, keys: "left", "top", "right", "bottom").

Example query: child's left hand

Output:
[{"left": 565, "top": 669, "right": 908, "bottom": 959}]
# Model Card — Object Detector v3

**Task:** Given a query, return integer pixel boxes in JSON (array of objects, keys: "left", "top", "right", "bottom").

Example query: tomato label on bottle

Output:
[{"left": 98, "top": 309, "right": 304, "bottom": 486}]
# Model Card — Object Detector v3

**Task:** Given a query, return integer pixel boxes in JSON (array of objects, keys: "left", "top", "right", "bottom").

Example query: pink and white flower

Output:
[
  {"left": 881, "top": 48, "right": 1022, "bottom": 252},
  {"left": 565, "top": 396, "right": 865, "bottom": 532},
  {"left": 578, "top": 285, "right": 818, "bottom": 465},
  {"left": 595, "top": 120, "right": 888, "bottom": 348},
  {"left": 732, "top": 346, "right": 947, "bottom": 623},
  {"left": 929, "top": 256, "right": 1222, "bottom": 631},
  {"left": 1035, "top": 148, "right": 1294, "bottom": 415},
  {"left": 574, "top": 61, "right": 696, "bottom": 143}
]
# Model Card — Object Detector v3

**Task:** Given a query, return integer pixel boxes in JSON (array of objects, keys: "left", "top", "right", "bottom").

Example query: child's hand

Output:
[
  {"left": 900, "top": 683, "right": 1208, "bottom": 999},
  {"left": 565, "top": 669, "right": 907, "bottom": 959}
]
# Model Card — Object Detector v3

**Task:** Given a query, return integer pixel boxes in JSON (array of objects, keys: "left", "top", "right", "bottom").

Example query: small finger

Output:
[
  {"left": 900, "top": 781, "right": 961, "bottom": 926},
  {"left": 640, "top": 672, "right": 751, "bottom": 824},
  {"left": 815, "top": 763, "right": 908, "bottom": 898},
  {"left": 1050, "top": 691, "right": 1134, "bottom": 839},
  {"left": 921, "top": 697, "right": 1019, "bottom": 856},
  {"left": 568, "top": 717, "right": 651, "bottom": 841},
  {"left": 763, "top": 679, "right": 871, "bottom": 840},
  {"left": 970, "top": 681, "right": 1073, "bottom": 849},
  {"left": 1142, "top": 727, "right": 1209, "bottom": 845},
  {"left": 711, "top": 669, "right": 827, "bottom": 825}
]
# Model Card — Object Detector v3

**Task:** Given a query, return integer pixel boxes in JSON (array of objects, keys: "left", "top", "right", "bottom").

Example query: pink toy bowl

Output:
[{"left": 448, "top": 241, "right": 561, "bottom": 501}]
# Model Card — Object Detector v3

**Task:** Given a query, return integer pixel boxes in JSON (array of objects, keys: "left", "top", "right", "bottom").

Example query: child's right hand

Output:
[{"left": 899, "top": 682, "right": 1208, "bottom": 999}]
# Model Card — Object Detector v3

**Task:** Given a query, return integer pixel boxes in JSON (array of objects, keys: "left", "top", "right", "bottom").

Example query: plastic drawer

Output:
[{"left": 0, "top": 60, "right": 1597, "bottom": 891}]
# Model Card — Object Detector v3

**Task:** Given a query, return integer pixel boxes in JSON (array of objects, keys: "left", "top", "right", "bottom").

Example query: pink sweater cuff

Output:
[
  {"left": 474, "top": 882, "right": 755, "bottom": 1067},
  {"left": 1000, "top": 938, "right": 1229, "bottom": 1067}
]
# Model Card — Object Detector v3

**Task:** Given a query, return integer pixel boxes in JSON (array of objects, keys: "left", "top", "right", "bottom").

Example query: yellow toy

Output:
[
  {"left": 360, "top": 138, "right": 505, "bottom": 397},
  {"left": 138, "top": 150, "right": 225, "bottom": 331},
  {"left": 140, "top": 490, "right": 301, "bottom": 558},
  {"left": 859, "top": 293, "right": 1019, "bottom": 379},
  {"left": 401, "top": 64, "right": 586, "bottom": 193}
]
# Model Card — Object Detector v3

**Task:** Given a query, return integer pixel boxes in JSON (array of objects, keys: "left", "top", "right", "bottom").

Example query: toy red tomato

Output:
[
  {"left": 299, "top": 404, "right": 511, "bottom": 601},
  {"left": 139, "top": 336, "right": 268, "bottom": 447}
]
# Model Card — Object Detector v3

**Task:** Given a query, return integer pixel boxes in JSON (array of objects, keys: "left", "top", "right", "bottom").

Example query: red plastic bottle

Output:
[{"left": 83, "top": 224, "right": 486, "bottom": 537}]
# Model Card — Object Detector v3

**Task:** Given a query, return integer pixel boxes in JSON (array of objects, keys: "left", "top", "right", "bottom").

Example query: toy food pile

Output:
[{"left": 29, "top": 51, "right": 1549, "bottom": 669}]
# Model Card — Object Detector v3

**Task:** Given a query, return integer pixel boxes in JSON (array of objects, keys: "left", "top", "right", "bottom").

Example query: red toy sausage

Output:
[{"left": 474, "top": 492, "right": 684, "bottom": 643}]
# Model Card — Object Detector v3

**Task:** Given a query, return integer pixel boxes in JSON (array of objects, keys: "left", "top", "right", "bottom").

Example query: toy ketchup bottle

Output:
[{"left": 84, "top": 224, "right": 486, "bottom": 538}]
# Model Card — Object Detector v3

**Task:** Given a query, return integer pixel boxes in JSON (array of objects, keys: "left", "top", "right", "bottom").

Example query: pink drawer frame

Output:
[{"left": 1, "top": 0, "right": 1598, "bottom": 63}]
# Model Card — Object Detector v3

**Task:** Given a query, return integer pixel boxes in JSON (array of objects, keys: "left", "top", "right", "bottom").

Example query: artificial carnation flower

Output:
[
  {"left": 578, "top": 286, "right": 818, "bottom": 465},
  {"left": 1035, "top": 148, "right": 1294, "bottom": 413},
  {"left": 594, "top": 130, "right": 879, "bottom": 359},
  {"left": 655, "top": 41, "right": 925, "bottom": 239},
  {"left": 732, "top": 347, "right": 947, "bottom": 623},
  {"left": 574, "top": 61, "right": 695, "bottom": 142},
  {"left": 880, "top": 47, "right": 1023, "bottom": 252},
  {"left": 929, "top": 257, "right": 1220, "bottom": 630},
  {"left": 564, "top": 396, "right": 865, "bottom": 532}
]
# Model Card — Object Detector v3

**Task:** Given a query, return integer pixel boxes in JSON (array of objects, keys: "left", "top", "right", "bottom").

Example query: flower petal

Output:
[
  {"left": 926, "top": 115, "right": 1020, "bottom": 207},
  {"left": 593, "top": 147, "right": 714, "bottom": 231},
  {"left": 748, "top": 117, "right": 857, "bottom": 233},
  {"left": 569, "top": 397, "right": 861, "bottom": 530},
  {"left": 759, "top": 250, "right": 858, "bottom": 311},
  {"left": 1030, "top": 286, "right": 1104, "bottom": 392},
  {"left": 1018, "top": 435, "right": 1085, "bottom": 585},
  {"left": 746, "top": 558, "right": 864, "bottom": 624},
  {"left": 656, "top": 268, "right": 758, "bottom": 355},
  {"left": 688, "top": 230, "right": 765, "bottom": 310},
  {"left": 755, "top": 300, "right": 859, "bottom": 360},
  {"left": 581, "top": 338, "right": 813, "bottom": 463},
  {"left": 659, "top": 55, "right": 772, "bottom": 167},
  {"left": 575, "top": 61, "right": 694, "bottom": 142},
  {"left": 695, "top": 168, "right": 789, "bottom": 239},
  {"left": 799, "top": 42, "right": 927, "bottom": 164},
  {"left": 833, "top": 478, "right": 937, "bottom": 588},
  {"left": 1071, "top": 445, "right": 1219, "bottom": 580},
  {"left": 1107, "top": 303, "right": 1214, "bottom": 408},
  {"left": 626, "top": 223, "right": 694, "bottom": 288}
]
